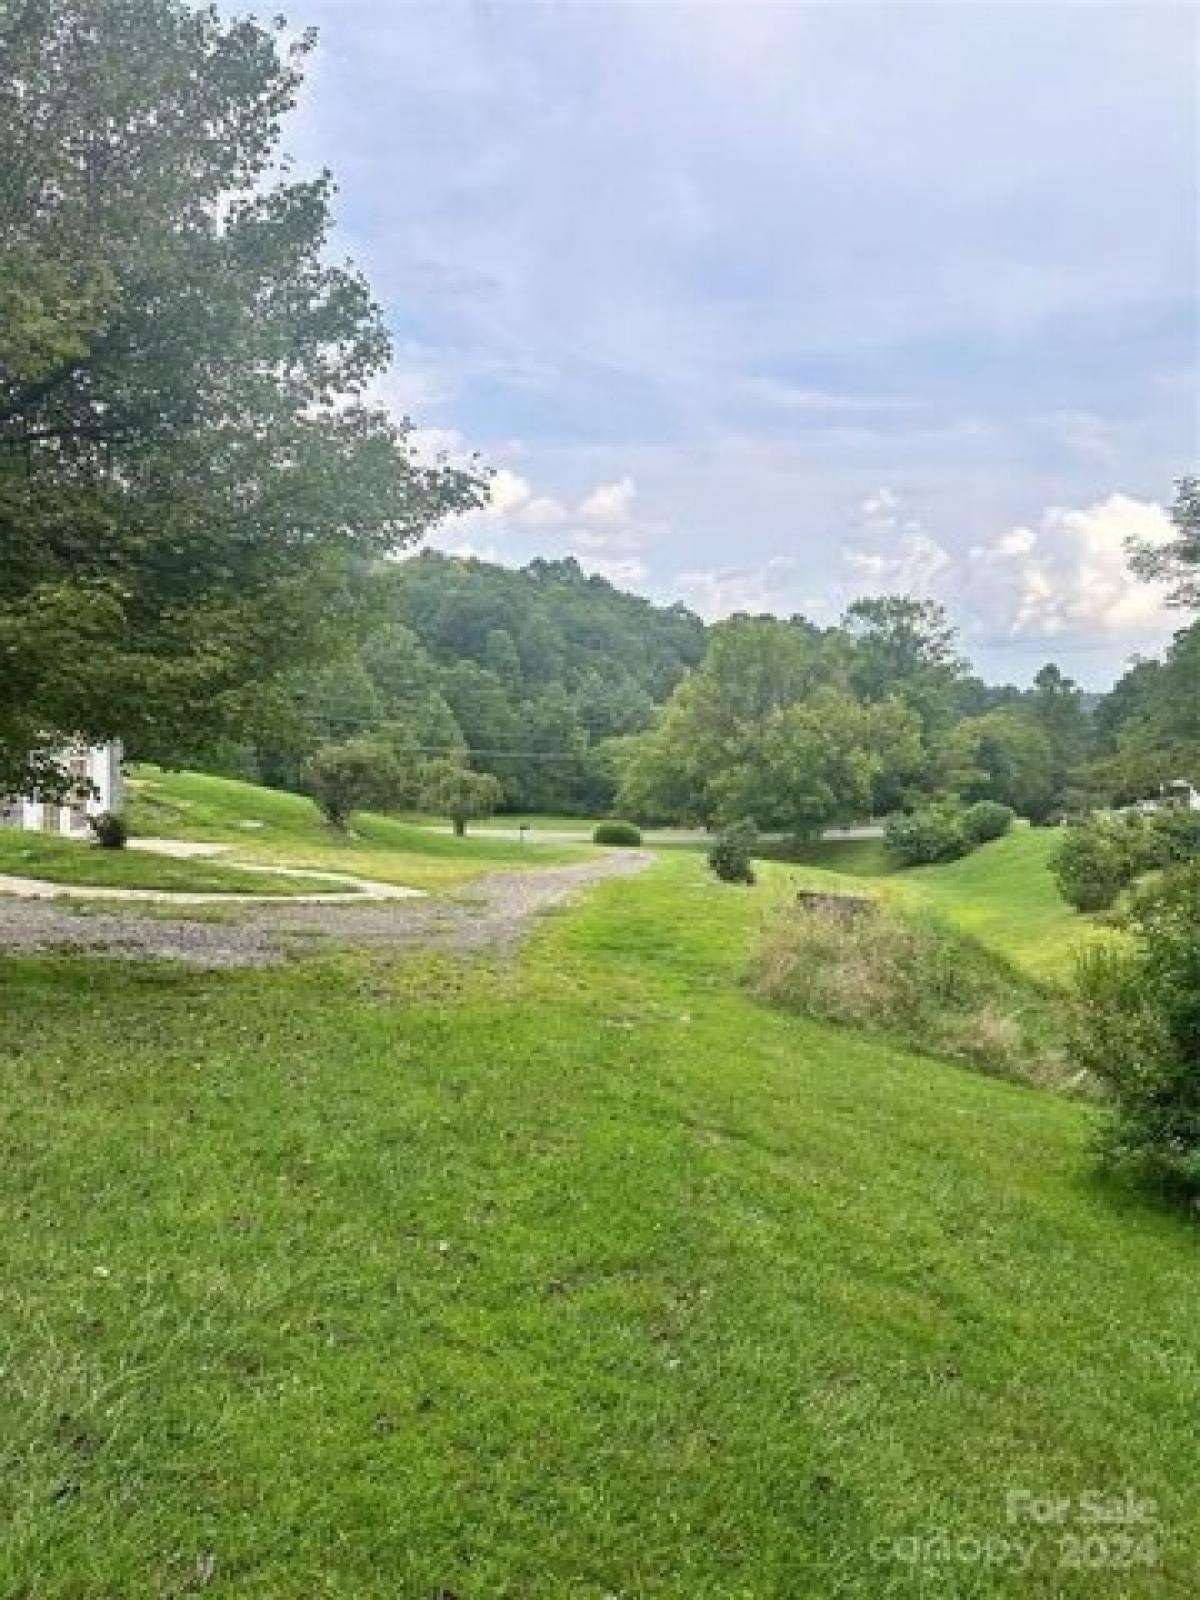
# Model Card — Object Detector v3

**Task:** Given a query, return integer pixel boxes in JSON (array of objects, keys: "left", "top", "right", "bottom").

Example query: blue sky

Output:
[{"left": 284, "top": 1, "right": 1196, "bottom": 686}]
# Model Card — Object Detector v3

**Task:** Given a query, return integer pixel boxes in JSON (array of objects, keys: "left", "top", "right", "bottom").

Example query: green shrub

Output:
[
  {"left": 306, "top": 740, "right": 400, "bottom": 830},
  {"left": 708, "top": 818, "right": 757, "bottom": 885},
  {"left": 1152, "top": 809, "right": 1200, "bottom": 866},
  {"left": 1070, "top": 864, "right": 1200, "bottom": 1201},
  {"left": 884, "top": 802, "right": 969, "bottom": 866},
  {"left": 89, "top": 811, "right": 128, "bottom": 849},
  {"left": 1051, "top": 813, "right": 1160, "bottom": 912},
  {"left": 593, "top": 820, "right": 642, "bottom": 846},
  {"left": 962, "top": 800, "right": 1015, "bottom": 844},
  {"left": 418, "top": 758, "right": 504, "bottom": 837},
  {"left": 752, "top": 900, "right": 1067, "bottom": 1087}
]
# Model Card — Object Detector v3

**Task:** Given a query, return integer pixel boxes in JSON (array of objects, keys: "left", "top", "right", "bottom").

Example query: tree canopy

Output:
[
  {"left": 0, "top": 0, "right": 483, "bottom": 793},
  {"left": 202, "top": 551, "right": 706, "bottom": 816},
  {"left": 614, "top": 615, "right": 925, "bottom": 833}
]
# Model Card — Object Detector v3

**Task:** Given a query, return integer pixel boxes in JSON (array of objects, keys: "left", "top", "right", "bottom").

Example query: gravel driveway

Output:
[{"left": 0, "top": 851, "right": 652, "bottom": 967}]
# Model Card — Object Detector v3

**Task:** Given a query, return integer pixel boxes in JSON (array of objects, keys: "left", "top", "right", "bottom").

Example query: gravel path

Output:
[{"left": 0, "top": 851, "right": 652, "bottom": 967}]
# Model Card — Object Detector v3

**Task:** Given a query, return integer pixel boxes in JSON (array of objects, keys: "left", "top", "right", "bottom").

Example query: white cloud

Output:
[
  {"left": 859, "top": 486, "right": 901, "bottom": 524},
  {"left": 579, "top": 476, "right": 637, "bottom": 523},
  {"left": 674, "top": 557, "right": 800, "bottom": 621},
  {"left": 486, "top": 467, "right": 534, "bottom": 518},
  {"left": 577, "top": 555, "right": 648, "bottom": 587},
  {"left": 482, "top": 468, "right": 645, "bottom": 539},
  {"left": 434, "top": 535, "right": 504, "bottom": 565},
  {"left": 845, "top": 531, "right": 954, "bottom": 596},
  {"left": 430, "top": 458, "right": 662, "bottom": 590},
  {"left": 571, "top": 524, "right": 645, "bottom": 553},
  {"left": 965, "top": 494, "right": 1175, "bottom": 640},
  {"left": 406, "top": 425, "right": 470, "bottom": 465},
  {"left": 840, "top": 489, "right": 1177, "bottom": 647},
  {"left": 519, "top": 494, "right": 569, "bottom": 528}
]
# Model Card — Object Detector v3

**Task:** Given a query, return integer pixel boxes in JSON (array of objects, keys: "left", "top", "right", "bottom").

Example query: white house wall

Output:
[{"left": 2, "top": 742, "right": 123, "bottom": 834}]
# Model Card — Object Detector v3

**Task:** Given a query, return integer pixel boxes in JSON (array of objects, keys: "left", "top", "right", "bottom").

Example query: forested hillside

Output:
[
  {"left": 188, "top": 538, "right": 1200, "bottom": 829},
  {"left": 232, "top": 553, "right": 706, "bottom": 814},
  {"left": 192, "top": 483, "right": 1198, "bottom": 831},
  {"left": 1091, "top": 620, "right": 1200, "bottom": 799}
]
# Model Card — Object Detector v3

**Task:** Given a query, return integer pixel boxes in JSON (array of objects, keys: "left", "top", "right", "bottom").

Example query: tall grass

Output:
[{"left": 751, "top": 898, "right": 1082, "bottom": 1091}]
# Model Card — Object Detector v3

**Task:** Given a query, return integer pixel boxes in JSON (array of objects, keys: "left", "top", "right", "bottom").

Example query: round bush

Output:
[
  {"left": 1051, "top": 818, "right": 1141, "bottom": 912},
  {"left": 593, "top": 820, "right": 642, "bottom": 847},
  {"left": 884, "top": 803, "right": 969, "bottom": 866},
  {"left": 708, "top": 818, "right": 757, "bottom": 885},
  {"left": 89, "top": 811, "right": 129, "bottom": 849},
  {"left": 962, "top": 800, "right": 1015, "bottom": 844}
]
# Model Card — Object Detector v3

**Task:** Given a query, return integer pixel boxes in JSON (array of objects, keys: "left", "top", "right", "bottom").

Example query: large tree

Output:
[
  {"left": 842, "top": 595, "right": 967, "bottom": 720},
  {"left": 615, "top": 615, "right": 919, "bottom": 832},
  {"left": 842, "top": 594, "right": 971, "bottom": 809},
  {"left": 0, "top": 0, "right": 483, "bottom": 794},
  {"left": 939, "top": 708, "right": 1058, "bottom": 821}
]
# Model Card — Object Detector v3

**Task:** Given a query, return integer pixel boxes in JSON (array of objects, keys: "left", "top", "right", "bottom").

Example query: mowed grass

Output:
[
  {"left": 783, "top": 828, "right": 1101, "bottom": 982},
  {"left": 1, "top": 852, "right": 1197, "bottom": 1597},
  {"left": 901, "top": 828, "right": 1100, "bottom": 980},
  {"left": 0, "top": 829, "right": 344, "bottom": 897},
  {"left": 128, "top": 767, "right": 592, "bottom": 891}
]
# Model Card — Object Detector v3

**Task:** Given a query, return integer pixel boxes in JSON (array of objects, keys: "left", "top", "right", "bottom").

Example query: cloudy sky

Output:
[{"left": 284, "top": 0, "right": 1197, "bottom": 686}]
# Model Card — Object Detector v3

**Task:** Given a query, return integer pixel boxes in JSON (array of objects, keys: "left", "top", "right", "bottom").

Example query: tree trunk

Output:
[{"left": 453, "top": 816, "right": 466, "bottom": 837}]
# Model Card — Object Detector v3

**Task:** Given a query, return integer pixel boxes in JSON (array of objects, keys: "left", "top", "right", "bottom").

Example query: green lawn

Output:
[
  {"left": 1, "top": 851, "right": 1196, "bottom": 1597},
  {"left": 784, "top": 828, "right": 1104, "bottom": 982},
  {"left": 0, "top": 829, "right": 347, "bottom": 897},
  {"left": 128, "top": 768, "right": 592, "bottom": 891},
  {"left": 901, "top": 828, "right": 1102, "bottom": 980}
]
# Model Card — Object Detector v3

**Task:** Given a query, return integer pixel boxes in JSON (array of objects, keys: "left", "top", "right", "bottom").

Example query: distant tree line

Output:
[
  {"left": 177, "top": 480, "right": 1199, "bottom": 835},
  {"left": 175, "top": 544, "right": 1195, "bottom": 837},
  {"left": 197, "top": 551, "right": 704, "bottom": 819}
]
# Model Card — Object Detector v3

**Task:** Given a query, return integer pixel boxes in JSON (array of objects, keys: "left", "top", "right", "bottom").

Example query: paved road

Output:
[
  {"left": 0, "top": 850, "right": 652, "bottom": 967},
  {"left": 455, "top": 823, "right": 885, "bottom": 845}
]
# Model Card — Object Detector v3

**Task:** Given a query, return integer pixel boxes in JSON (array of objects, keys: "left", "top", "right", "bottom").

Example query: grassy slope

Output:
[
  {"left": 129, "top": 768, "right": 591, "bottom": 892},
  {"left": 785, "top": 829, "right": 1099, "bottom": 982},
  {"left": 0, "top": 830, "right": 344, "bottom": 897},
  {"left": 1, "top": 852, "right": 1196, "bottom": 1598}
]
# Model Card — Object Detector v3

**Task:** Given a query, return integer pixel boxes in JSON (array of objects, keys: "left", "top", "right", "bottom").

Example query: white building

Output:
[
  {"left": 1135, "top": 779, "right": 1200, "bottom": 816},
  {"left": 1162, "top": 779, "right": 1200, "bottom": 812},
  {"left": 0, "top": 742, "right": 123, "bottom": 835}
]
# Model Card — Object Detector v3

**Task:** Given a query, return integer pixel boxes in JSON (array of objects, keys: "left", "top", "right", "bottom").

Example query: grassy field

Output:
[
  {"left": 783, "top": 828, "right": 1099, "bottom": 982},
  {"left": 128, "top": 768, "right": 592, "bottom": 891},
  {"left": 1, "top": 846, "right": 1196, "bottom": 1597},
  {"left": 0, "top": 829, "right": 348, "bottom": 897}
]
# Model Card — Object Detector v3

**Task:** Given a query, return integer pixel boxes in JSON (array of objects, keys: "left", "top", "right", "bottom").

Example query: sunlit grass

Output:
[
  {"left": 0, "top": 828, "right": 342, "bottom": 896},
  {"left": 0, "top": 851, "right": 1196, "bottom": 1596},
  {"left": 128, "top": 767, "right": 593, "bottom": 891}
]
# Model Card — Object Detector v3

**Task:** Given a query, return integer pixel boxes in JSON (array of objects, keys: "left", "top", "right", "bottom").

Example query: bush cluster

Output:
[
  {"left": 1070, "top": 864, "right": 1200, "bottom": 1202},
  {"left": 884, "top": 802, "right": 971, "bottom": 866},
  {"left": 1051, "top": 810, "right": 1200, "bottom": 912},
  {"left": 752, "top": 900, "right": 1065, "bottom": 1087},
  {"left": 708, "top": 818, "right": 758, "bottom": 884},
  {"left": 962, "top": 800, "right": 1016, "bottom": 845},
  {"left": 593, "top": 821, "right": 642, "bottom": 846},
  {"left": 89, "top": 811, "right": 128, "bottom": 849},
  {"left": 885, "top": 798, "right": 1015, "bottom": 868}
]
